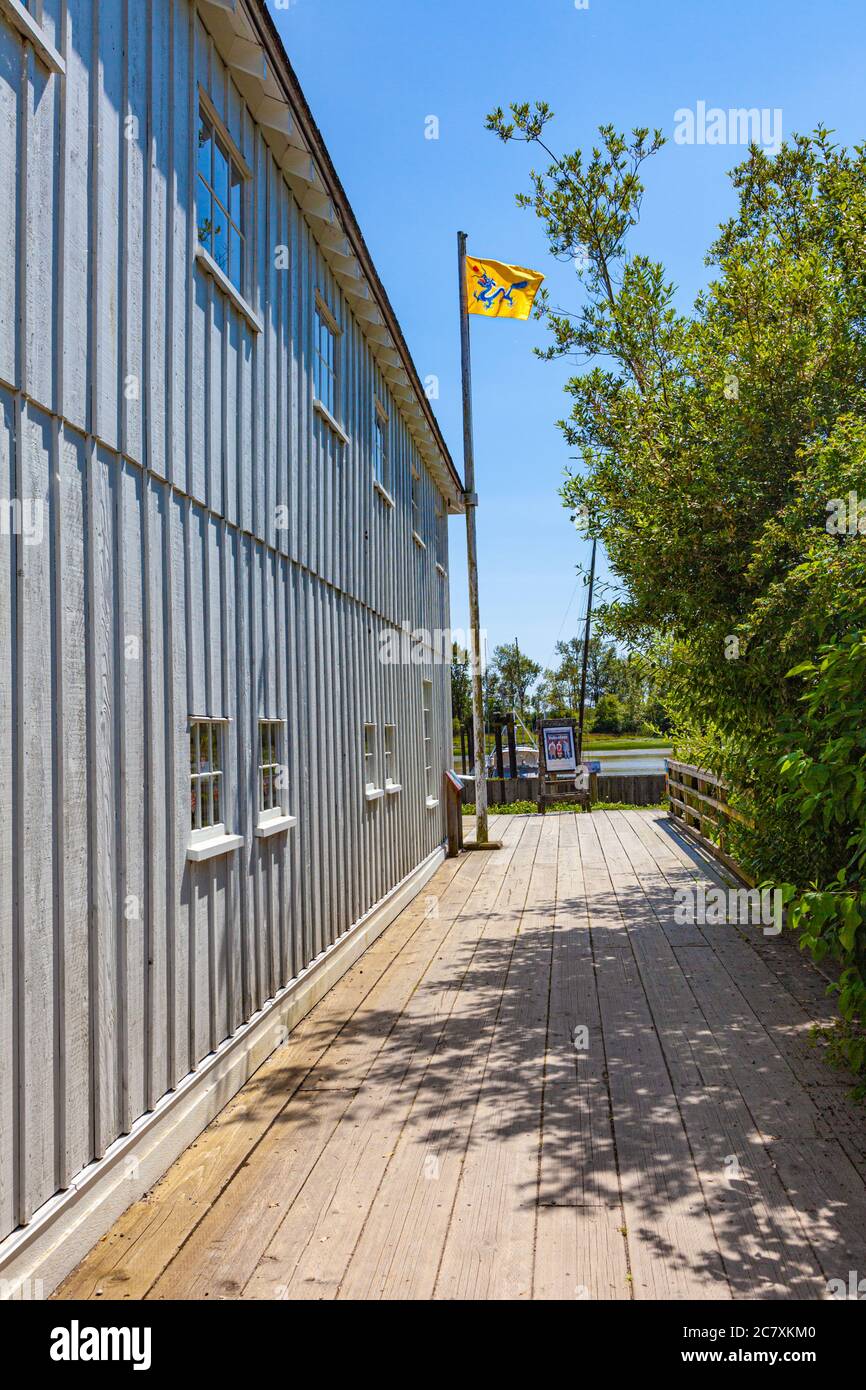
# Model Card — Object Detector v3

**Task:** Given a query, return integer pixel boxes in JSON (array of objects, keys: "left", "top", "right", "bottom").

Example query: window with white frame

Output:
[
  {"left": 364, "top": 722, "right": 382, "bottom": 799},
  {"left": 435, "top": 498, "right": 447, "bottom": 570},
  {"left": 374, "top": 399, "right": 390, "bottom": 494},
  {"left": 384, "top": 723, "right": 399, "bottom": 792},
  {"left": 196, "top": 101, "right": 247, "bottom": 297},
  {"left": 258, "top": 720, "right": 284, "bottom": 818},
  {"left": 411, "top": 467, "right": 423, "bottom": 544},
  {"left": 422, "top": 680, "right": 437, "bottom": 806},
  {"left": 314, "top": 298, "right": 339, "bottom": 417},
  {"left": 190, "top": 719, "right": 226, "bottom": 834}
]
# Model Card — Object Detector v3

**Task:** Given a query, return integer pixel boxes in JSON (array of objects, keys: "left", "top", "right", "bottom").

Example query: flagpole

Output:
[{"left": 457, "top": 230, "right": 489, "bottom": 847}]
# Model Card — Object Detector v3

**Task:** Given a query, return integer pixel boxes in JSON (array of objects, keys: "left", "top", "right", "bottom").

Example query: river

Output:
[{"left": 590, "top": 747, "right": 672, "bottom": 776}]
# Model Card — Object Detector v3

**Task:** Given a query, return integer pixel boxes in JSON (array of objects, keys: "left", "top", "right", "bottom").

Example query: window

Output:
[
  {"left": 384, "top": 723, "right": 400, "bottom": 793},
  {"left": 188, "top": 719, "right": 243, "bottom": 860},
  {"left": 435, "top": 498, "right": 447, "bottom": 571},
  {"left": 197, "top": 102, "right": 247, "bottom": 296},
  {"left": 374, "top": 400, "right": 390, "bottom": 494},
  {"left": 364, "top": 722, "right": 383, "bottom": 800},
  {"left": 422, "top": 680, "right": 437, "bottom": 807},
  {"left": 259, "top": 720, "right": 283, "bottom": 816},
  {"left": 314, "top": 299, "right": 339, "bottom": 417},
  {"left": 255, "top": 720, "right": 296, "bottom": 837},
  {"left": 190, "top": 720, "right": 224, "bottom": 833},
  {"left": 411, "top": 468, "right": 424, "bottom": 546}
]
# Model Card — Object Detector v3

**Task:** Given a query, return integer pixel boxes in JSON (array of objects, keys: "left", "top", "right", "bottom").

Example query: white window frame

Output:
[
  {"left": 188, "top": 718, "right": 243, "bottom": 861},
  {"left": 0, "top": 0, "right": 65, "bottom": 74},
  {"left": 373, "top": 398, "right": 394, "bottom": 504},
  {"left": 435, "top": 496, "right": 447, "bottom": 575},
  {"left": 313, "top": 293, "right": 347, "bottom": 441},
  {"left": 384, "top": 723, "right": 401, "bottom": 794},
  {"left": 364, "top": 722, "right": 383, "bottom": 801},
  {"left": 195, "top": 90, "right": 255, "bottom": 322},
  {"left": 255, "top": 718, "right": 296, "bottom": 838},
  {"left": 422, "top": 680, "right": 438, "bottom": 808},
  {"left": 411, "top": 467, "right": 425, "bottom": 549}
]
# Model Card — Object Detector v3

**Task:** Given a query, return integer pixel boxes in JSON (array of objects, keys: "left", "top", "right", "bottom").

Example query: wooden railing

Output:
[{"left": 665, "top": 759, "right": 755, "bottom": 885}]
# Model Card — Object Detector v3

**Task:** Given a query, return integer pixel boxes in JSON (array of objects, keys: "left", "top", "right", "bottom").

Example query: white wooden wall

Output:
[{"left": 0, "top": 0, "right": 455, "bottom": 1242}]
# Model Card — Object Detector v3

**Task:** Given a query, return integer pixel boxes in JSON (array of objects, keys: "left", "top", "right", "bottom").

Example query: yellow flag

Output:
[{"left": 465, "top": 256, "right": 544, "bottom": 319}]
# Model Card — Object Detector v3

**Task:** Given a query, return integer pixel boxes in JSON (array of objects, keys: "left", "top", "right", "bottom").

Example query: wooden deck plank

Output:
[
  {"left": 243, "top": 816, "right": 542, "bottom": 1300},
  {"left": 584, "top": 813, "right": 730, "bottom": 1299},
  {"left": 53, "top": 812, "right": 866, "bottom": 1304},
  {"left": 607, "top": 811, "right": 839, "bottom": 1297},
  {"left": 56, "top": 844, "right": 488, "bottom": 1300},
  {"left": 144, "top": 829, "right": 514, "bottom": 1300},
  {"left": 432, "top": 816, "right": 558, "bottom": 1299},
  {"left": 537, "top": 813, "right": 622, "bottom": 1209},
  {"left": 328, "top": 819, "right": 543, "bottom": 1300}
]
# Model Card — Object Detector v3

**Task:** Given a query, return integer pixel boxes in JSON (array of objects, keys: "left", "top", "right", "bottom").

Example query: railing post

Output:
[{"left": 506, "top": 713, "right": 518, "bottom": 780}]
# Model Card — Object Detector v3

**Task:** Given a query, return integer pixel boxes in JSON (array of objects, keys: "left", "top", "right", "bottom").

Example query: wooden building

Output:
[{"left": 0, "top": 0, "right": 463, "bottom": 1294}]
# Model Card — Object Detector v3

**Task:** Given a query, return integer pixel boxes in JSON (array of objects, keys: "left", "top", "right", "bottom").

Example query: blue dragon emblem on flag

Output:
[{"left": 471, "top": 264, "right": 529, "bottom": 311}]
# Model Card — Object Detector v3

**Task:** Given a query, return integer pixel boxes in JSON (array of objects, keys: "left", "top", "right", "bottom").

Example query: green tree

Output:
[
  {"left": 592, "top": 693, "right": 626, "bottom": 735},
  {"left": 490, "top": 639, "right": 541, "bottom": 715},
  {"left": 450, "top": 643, "right": 472, "bottom": 729},
  {"left": 488, "top": 107, "right": 866, "bottom": 1079}
]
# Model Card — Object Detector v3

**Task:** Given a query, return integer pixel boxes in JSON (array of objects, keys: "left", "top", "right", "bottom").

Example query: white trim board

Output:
[
  {"left": 0, "top": 0, "right": 66, "bottom": 74},
  {"left": 0, "top": 845, "right": 445, "bottom": 1299}
]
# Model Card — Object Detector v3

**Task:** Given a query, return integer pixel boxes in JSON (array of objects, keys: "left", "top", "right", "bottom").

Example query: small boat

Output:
[{"left": 486, "top": 744, "right": 539, "bottom": 778}]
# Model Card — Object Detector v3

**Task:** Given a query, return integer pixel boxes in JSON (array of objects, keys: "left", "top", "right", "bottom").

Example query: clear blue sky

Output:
[{"left": 271, "top": 0, "right": 866, "bottom": 671}]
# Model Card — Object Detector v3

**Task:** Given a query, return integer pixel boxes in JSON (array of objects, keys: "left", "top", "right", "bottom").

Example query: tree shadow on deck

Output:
[{"left": 202, "top": 852, "right": 866, "bottom": 1301}]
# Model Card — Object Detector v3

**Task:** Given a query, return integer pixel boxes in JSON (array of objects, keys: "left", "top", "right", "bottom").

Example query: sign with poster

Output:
[
  {"left": 536, "top": 716, "right": 591, "bottom": 814},
  {"left": 542, "top": 724, "right": 577, "bottom": 775}
]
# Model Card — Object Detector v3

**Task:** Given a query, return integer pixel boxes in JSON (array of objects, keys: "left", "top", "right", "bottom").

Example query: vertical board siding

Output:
[
  {"left": 0, "top": 0, "right": 456, "bottom": 1246},
  {"left": 0, "top": 390, "right": 16, "bottom": 1235}
]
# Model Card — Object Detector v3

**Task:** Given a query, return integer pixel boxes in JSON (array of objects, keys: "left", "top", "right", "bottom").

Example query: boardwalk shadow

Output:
[
  {"left": 69, "top": 818, "right": 866, "bottom": 1301},
  {"left": 202, "top": 826, "right": 866, "bottom": 1301}
]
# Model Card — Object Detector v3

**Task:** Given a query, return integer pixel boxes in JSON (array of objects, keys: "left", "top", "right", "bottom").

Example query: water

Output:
[
  {"left": 480, "top": 746, "right": 673, "bottom": 778},
  {"left": 592, "top": 748, "right": 671, "bottom": 776}
]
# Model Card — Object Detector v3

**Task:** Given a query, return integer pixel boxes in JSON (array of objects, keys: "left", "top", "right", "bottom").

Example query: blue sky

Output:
[{"left": 270, "top": 0, "right": 866, "bottom": 671}]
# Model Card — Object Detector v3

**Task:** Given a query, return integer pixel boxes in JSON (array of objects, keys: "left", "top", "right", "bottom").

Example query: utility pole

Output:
[{"left": 576, "top": 537, "right": 597, "bottom": 763}]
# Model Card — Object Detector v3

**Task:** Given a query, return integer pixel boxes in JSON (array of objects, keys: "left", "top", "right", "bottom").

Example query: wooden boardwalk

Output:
[{"left": 55, "top": 811, "right": 866, "bottom": 1301}]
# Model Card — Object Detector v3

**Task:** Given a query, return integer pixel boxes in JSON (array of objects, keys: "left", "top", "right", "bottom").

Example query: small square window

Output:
[
  {"left": 435, "top": 499, "right": 447, "bottom": 570},
  {"left": 364, "top": 722, "right": 381, "bottom": 799},
  {"left": 190, "top": 719, "right": 227, "bottom": 834},
  {"left": 384, "top": 723, "right": 398, "bottom": 790},
  {"left": 197, "top": 102, "right": 247, "bottom": 296},
  {"left": 374, "top": 401, "right": 390, "bottom": 493},
  {"left": 411, "top": 469, "right": 423, "bottom": 543},
  {"left": 315, "top": 300, "right": 339, "bottom": 418},
  {"left": 422, "top": 680, "right": 436, "bottom": 806},
  {"left": 258, "top": 720, "right": 286, "bottom": 823}
]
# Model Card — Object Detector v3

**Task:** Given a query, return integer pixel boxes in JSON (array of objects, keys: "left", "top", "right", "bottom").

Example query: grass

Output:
[
  {"left": 452, "top": 733, "right": 672, "bottom": 761},
  {"left": 462, "top": 799, "right": 668, "bottom": 816},
  {"left": 582, "top": 735, "right": 672, "bottom": 751}
]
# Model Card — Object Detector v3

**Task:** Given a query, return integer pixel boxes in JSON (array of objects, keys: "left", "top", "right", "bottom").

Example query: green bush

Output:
[
  {"left": 591, "top": 693, "right": 627, "bottom": 734},
  {"left": 487, "top": 111, "right": 866, "bottom": 1085}
]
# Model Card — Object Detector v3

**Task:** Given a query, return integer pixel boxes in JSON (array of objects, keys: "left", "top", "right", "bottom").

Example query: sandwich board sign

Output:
[
  {"left": 542, "top": 724, "right": 578, "bottom": 774},
  {"left": 536, "top": 717, "right": 591, "bottom": 813}
]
